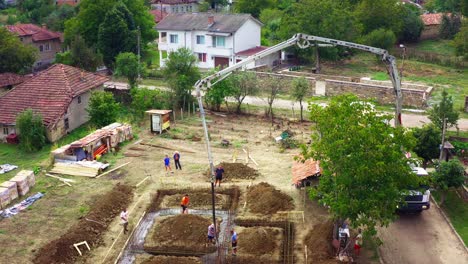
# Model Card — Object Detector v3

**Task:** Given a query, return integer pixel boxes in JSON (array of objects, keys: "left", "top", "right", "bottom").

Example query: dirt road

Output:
[{"left": 378, "top": 207, "right": 468, "bottom": 264}]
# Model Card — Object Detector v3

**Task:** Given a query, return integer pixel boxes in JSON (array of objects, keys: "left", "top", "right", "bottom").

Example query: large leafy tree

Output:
[
  {"left": 55, "top": 36, "right": 102, "bottom": 72},
  {"left": 259, "top": 8, "right": 283, "bottom": 46},
  {"left": 303, "top": 95, "right": 418, "bottom": 236},
  {"left": 0, "top": 27, "right": 37, "bottom": 74},
  {"left": 115, "top": 52, "right": 142, "bottom": 88},
  {"left": 16, "top": 109, "right": 47, "bottom": 152},
  {"left": 400, "top": 5, "right": 424, "bottom": 42},
  {"left": 427, "top": 90, "right": 459, "bottom": 130},
  {"left": 130, "top": 88, "right": 171, "bottom": 119},
  {"left": 86, "top": 91, "right": 121, "bottom": 127},
  {"left": 163, "top": 48, "right": 200, "bottom": 110},
  {"left": 234, "top": 0, "right": 275, "bottom": 18},
  {"left": 354, "top": 0, "right": 404, "bottom": 36},
  {"left": 291, "top": 77, "right": 310, "bottom": 122},
  {"left": 433, "top": 159, "right": 465, "bottom": 205},
  {"left": 97, "top": 3, "right": 137, "bottom": 69},
  {"left": 44, "top": 4, "right": 76, "bottom": 31},
  {"left": 205, "top": 77, "right": 235, "bottom": 112},
  {"left": 413, "top": 125, "right": 442, "bottom": 169},
  {"left": 17, "top": 0, "right": 55, "bottom": 24},
  {"left": 453, "top": 20, "right": 468, "bottom": 59}
]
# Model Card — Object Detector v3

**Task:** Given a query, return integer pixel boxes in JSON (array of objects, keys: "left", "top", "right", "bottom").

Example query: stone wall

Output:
[
  {"left": 254, "top": 71, "right": 317, "bottom": 96},
  {"left": 325, "top": 80, "right": 427, "bottom": 107}
]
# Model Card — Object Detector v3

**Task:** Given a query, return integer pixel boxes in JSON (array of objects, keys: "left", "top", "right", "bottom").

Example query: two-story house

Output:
[
  {"left": 0, "top": 64, "right": 109, "bottom": 142},
  {"left": 6, "top": 24, "right": 63, "bottom": 70},
  {"left": 156, "top": 13, "right": 267, "bottom": 69},
  {"left": 151, "top": 0, "right": 199, "bottom": 14}
]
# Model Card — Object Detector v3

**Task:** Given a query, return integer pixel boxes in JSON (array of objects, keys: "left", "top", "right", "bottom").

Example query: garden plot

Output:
[{"left": 246, "top": 182, "right": 295, "bottom": 215}]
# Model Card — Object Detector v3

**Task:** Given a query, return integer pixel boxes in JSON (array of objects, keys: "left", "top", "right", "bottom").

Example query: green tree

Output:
[
  {"left": 16, "top": 109, "right": 47, "bottom": 152},
  {"left": 68, "top": 36, "right": 103, "bottom": 72},
  {"left": 361, "top": 28, "right": 397, "bottom": 50},
  {"left": 400, "top": 5, "right": 424, "bottom": 42},
  {"left": 427, "top": 89, "right": 459, "bottom": 130},
  {"left": 354, "top": 0, "right": 404, "bottom": 36},
  {"left": 413, "top": 125, "right": 442, "bottom": 169},
  {"left": 260, "top": 75, "right": 285, "bottom": 121},
  {"left": 259, "top": 8, "right": 283, "bottom": 46},
  {"left": 231, "top": 71, "right": 258, "bottom": 113},
  {"left": 205, "top": 77, "right": 235, "bottom": 112},
  {"left": 86, "top": 91, "right": 121, "bottom": 127},
  {"left": 97, "top": 4, "right": 136, "bottom": 69},
  {"left": 291, "top": 77, "right": 310, "bottom": 122},
  {"left": 433, "top": 159, "right": 465, "bottom": 205},
  {"left": 234, "top": 0, "right": 275, "bottom": 18},
  {"left": 44, "top": 4, "right": 76, "bottom": 31},
  {"left": 453, "top": 21, "right": 468, "bottom": 59},
  {"left": 0, "top": 27, "right": 37, "bottom": 74},
  {"left": 439, "top": 14, "right": 462, "bottom": 39},
  {"left": 130, "top": 88, "right": 171, "bottom": 119},
  {"left": 18, "top": 0, "right": 54, "bottom": 24},
  {"left": 303, "top": 94, "right": 418, "bottom": 237},
  {"left": 115, "top": 52, "right": 141, "bottom": 88},
  {"left": 163, "top": 48, "right": 200, "bottom": 110}
]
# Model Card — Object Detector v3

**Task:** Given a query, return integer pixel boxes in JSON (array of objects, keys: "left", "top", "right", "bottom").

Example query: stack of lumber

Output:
[
  {"left": 0, "top": 187, "right": 10, "bottom": 209},
  {"left": 0, "top": 181, "right": 18, "bottom": 201},
  {"left": 50, "top": 162, "right": 100, "bottom": 177},
  {"left": 9, "top": 170, "right": 34, "bottom": 196}
]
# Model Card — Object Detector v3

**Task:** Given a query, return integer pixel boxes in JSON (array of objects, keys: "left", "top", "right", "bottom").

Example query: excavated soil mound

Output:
[
  {"left": 142, "top": 256, "right": 202, "bottom": 264},
  {"left": 304, "top": 220, "right": 337, "bottom": 263},
  {"left": 160, "top": 193, "right": 230, "bottom": 210},
  {"left": 33, "top": 184, "right": 133, "bottom": 264},
  {"left": 144, "top": 214, "right": 217, "bottom": 254},
  {"left": 238, "top": 227, "right": 283, "bottom": 255},
  {"left": 225, "top": 256, "right": 281, "bottom": 264},
  {"left": 247, "top": 182, "right": 294, "bottom": 214},
  {"left": 206, "top": 162, "right": 259, "bottom": 181}
]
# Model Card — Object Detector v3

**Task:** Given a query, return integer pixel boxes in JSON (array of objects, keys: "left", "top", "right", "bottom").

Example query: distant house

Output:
[
  {"left": 0, "top": 64, "right": 109, "bottom": 142},
  {"left": 0, "top": 73, "right": 26, "bottom": 90},
  {"left": 55, "top": 0, "right": 80, "bottom": 6},
  {"left": 157, "top": 13, "right": 271, "bottom": 69},
  {"left": 420, "top": 13, "right": 446, "bottom": 40},
  {"left": 150, "top": 0, "right": 199, "bottom": 14},
  {"left": 150, "top": 9, "right": 168, "bottom": 24},
  {"left": 6, "top": 24, "right": 63, "bottom": 70}
]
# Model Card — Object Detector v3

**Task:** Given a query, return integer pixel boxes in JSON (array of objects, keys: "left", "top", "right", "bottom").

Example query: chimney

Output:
[
  {"left": 42, "top": 24, "right": 47, "bottom": 29},
  {"left": 208, "top": 15, "right": 214, "bottom": 25}
]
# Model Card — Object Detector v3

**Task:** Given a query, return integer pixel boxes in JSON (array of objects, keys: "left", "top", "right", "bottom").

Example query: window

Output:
[
  {"left": 45, "top": 43, "right": 50, "bottom": 51},
  {"left": 39, "top": 45, "right": 44, "bottom": 52},
  {"left": 3, "top": 127, "right": 8, "bottom": 135},
  {"left": 170, "top": 34, "right": 178, "bottom": 44},
  {"left": 64, "top": 118, "right": 69, "bottom": 130},
  {"left": 213, "top": 36, "right": 226, "bottom": 47},
  {"left": 198, "top": 53, "right": 207, "bottom": 62},
  {"left": 196, "top": 35, "right": 205, "bottom": 45},
  {"left": 189, "top": 5, "right": 192, "bottom": 11},
  {"left": 160, "top": 32, "right": 167, "bottom": 43},
  {"left": 77, "top": 96, "right": 82, "bottom": 104},
  {"left": 20, "top": 37, "right": 23, "bottom": 42}
]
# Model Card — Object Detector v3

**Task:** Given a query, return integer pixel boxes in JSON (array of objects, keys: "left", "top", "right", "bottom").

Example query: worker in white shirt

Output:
[{"left": 120, "top": 208, "right": 129, "bottom": 234}]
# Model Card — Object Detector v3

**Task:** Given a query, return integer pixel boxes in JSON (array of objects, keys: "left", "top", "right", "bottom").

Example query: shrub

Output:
[
  {"left": 130, "top": 88, "right": 171, "bottom": 119},
  {"left": 86, "top": 91, "right": 121, "bottom": 127},
  {"left": 16, "top": 109, "right": 47, "bottom": 152},
  {"left": 362, "top": 28, "right": 396, "bottom": 50}
]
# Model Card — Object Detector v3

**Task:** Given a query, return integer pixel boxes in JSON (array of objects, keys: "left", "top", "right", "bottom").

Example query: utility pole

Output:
[
  {"left": 439, "top": 117, "right": 447, "bottom": 161},
  {"left": 137, "top": 26, "right": 141, "bottom": 81}
]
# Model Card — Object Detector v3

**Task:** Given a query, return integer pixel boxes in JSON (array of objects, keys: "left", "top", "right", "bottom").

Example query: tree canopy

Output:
[
  {"left": 86, "top": 91, "right": 121, "bottom": 127},
  {"left": 412, "top": 125, "right": 442, "bottom": 168},
  {"left": 432, "top": 159, "right": 465, "bottom": 204},
  {"left": 55, "top": 35, "right": 102, "bottom": 72},
  {"left": 16, "top": 109, "right": 47, "bottom": 152},
  {"left": 115, "top": 52, "right": 141, "bottom": 88},
  {"left": 234, "top": 0, "right": 276, "bottom": 18},
  {"left": 427, "top": 90, "right": 459, "bottom": 130},
  {"left": 303, "top": 94, "right": 418, "bottom": 236},
  {"left": 0, "top": 27, "right": 37, "bottom": 74}
]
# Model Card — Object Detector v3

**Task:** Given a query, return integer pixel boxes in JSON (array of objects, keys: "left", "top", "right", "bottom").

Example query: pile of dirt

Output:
[
  {"left": 246, "top": 182, "right": 294, "bottom": 214},
  {"left": 238, "top": 227, "right": 282, "bottom": 255},
  {"left": 304, "top": 220, "right": 336, "bottom": 263},
  {"left": 33, "top": 184, "right": 133, "bottom": 264},
  {"left": 225, "top": 255, "right": 281, "bottom": 264},
  {"left": 161, "top": 193, "right": 230, "bottom": 210},
  {"left": 144, "top": 214, "right": 216, "bottom": 254},
  {"left": 142, "top": 256, "right": 202, "bottom": 264},
  {"left": 206, "top": 162, "right": 259, "bottom": 181}
]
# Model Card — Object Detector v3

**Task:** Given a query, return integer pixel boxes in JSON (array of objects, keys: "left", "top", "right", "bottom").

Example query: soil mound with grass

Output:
[
  {"left": 239, "top": 227, "right": 282, "bottom": 255},
  {"left": 304, "top": 220, "right": 336, "bottom": 263},
  {"left": 247, "top": 182, "right": 294, "bottom": 214},
  {"left": 33, "top": 184, "right": 133, "bottom": 264},
  {"left": 142, "top": 256, "right": 202, "bottom": 264},
  {"left": 207, "top": 162, "right": 258, "bottom": 181},
  {"left": 144, "top": 214, "right": 216, "bottom": 254}
]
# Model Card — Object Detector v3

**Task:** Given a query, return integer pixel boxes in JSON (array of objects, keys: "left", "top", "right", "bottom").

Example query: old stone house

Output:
[
  {"left": 0, "top": 64, "right": 109, "bottom": 142},
  {"left": 6, "top": 24, "right": 63, "bottom": 70},
  {"left": 420, "top": 13, "right": 446, "bottom": 40}
]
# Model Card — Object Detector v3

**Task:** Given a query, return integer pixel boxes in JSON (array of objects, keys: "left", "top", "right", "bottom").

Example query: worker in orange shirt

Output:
[{"left": 181, "top": 194, "right": 189, "bottom": 214}]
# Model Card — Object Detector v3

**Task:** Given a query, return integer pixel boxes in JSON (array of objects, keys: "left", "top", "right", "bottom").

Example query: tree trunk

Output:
[
  {"left": 299, "top": 100, "right": 303, "bottom": 122},
  {"left": 315, "top": 43, "right": 321, "bottom": 74},
  {"left": 224, "top": 100, "right": 230, "bottom": 113},
  {"left": 440, "top": 191, "right": 447, "bottom": 205}
]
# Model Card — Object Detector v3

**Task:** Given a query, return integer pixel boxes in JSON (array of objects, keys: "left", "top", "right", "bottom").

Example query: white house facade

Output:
[
  {"left": 156, "top": 13, "right": 268, "bottom": 69},
  {"left": 150, "top": 0, "right": 199, "bottom": 14}
]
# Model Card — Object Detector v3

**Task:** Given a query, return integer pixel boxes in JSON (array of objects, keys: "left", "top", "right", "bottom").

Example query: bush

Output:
[
  {"left": 453, "top": 21, "right": 468, "bottom": 59},
  {"left": 130, "top": 88, "right": 171, "bottom": 119},
  {"left": 362, "top": 28, "right": 396, "bottom": 50},
  {"left": 86, "top": 91, "right": 121, "bottom": 127},
  {"left": 16, "top": 109, "right": 47, "bottom": 152}
]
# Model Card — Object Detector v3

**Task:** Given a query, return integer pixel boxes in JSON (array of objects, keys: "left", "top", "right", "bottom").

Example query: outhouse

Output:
[{"left": 145, "top": 110, "right": 172, "bottom": 134}]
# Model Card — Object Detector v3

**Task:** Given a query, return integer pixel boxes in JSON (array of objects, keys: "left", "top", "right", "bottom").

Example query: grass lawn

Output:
[
  {"left": 0, "top": 124, "right": 96, "bottom": 182},
  {"left": 432, "top": 190, "right": 468, "bottom": 246},
  {"left": 140, "top": 78, "right": 168, "bottom": 87},
  {"left": 409, "top": 40, "right": 455, "bottom": 56}
]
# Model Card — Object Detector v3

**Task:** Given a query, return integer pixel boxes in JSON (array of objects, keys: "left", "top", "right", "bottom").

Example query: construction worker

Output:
[
  {"left": 181, "top": 194, "right": 189, "bottom": 214},
  {"left": 173, "top": 151, "right": 182, "bottom": 170},
  {"left": 215, "top": 165, "right": 224, "bottom": 187},
  {"left": 207, "top": 223, "right": 215, "bottom": 245},
  {"left": 164, "top": 154, "right": 173, "bottom": 174},
  {"left": 120, "top": 208, "right": 129, "bottom": 234},
  {"left": 231, "top": 229, "right": 238, "bottom": 256}
]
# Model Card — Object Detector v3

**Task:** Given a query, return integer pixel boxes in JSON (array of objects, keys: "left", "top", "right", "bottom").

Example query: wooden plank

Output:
[
  {"left": 95, "top": 162, "right": 131, "bottom": 178},
  {"left": 136, "top": 176, "right": 150, "bottom": 187},
  {"left": 46, "top": 173, "right": 76, "bottom": 183}
]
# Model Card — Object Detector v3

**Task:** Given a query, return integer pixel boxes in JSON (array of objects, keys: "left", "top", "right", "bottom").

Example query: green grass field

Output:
[
  {"left": 410, "top": 40, "right": 455, "bottom": 56},
  {"left": 433, "top": 190, "right": 468, "bottom": 246}
]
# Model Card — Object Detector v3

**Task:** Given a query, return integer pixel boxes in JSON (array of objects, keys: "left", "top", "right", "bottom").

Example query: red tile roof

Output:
[
  {"left": 150, "top": 9, "right": 168, "bottom": 23},
  {"left": 420, "top": 13, "right": 447, "bottom": 26},
  {"left": 236, "top": 46, "right": 268, "bottom": 57},
  {"left": 0, "top": 73, "right": 26, "bottom": 88},
  {"left": 292, "top": 157, "right": 322, "bottom": 185},
  {"left": 56, "top": 0, "right": 80, "bottom": 6},
  {"left": 151, "top": 0, "right": 198, "bottom": 4},
  {"left": 0, "top": 64, "right": 109, "bottom": 126},
  {"left": 6, "top": 24, "right": 62, "bottom": 42}
]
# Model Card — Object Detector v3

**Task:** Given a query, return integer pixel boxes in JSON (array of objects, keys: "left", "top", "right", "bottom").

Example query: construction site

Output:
[{"left": 0, "top": 111, "right": 379, "bottom": 264}]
